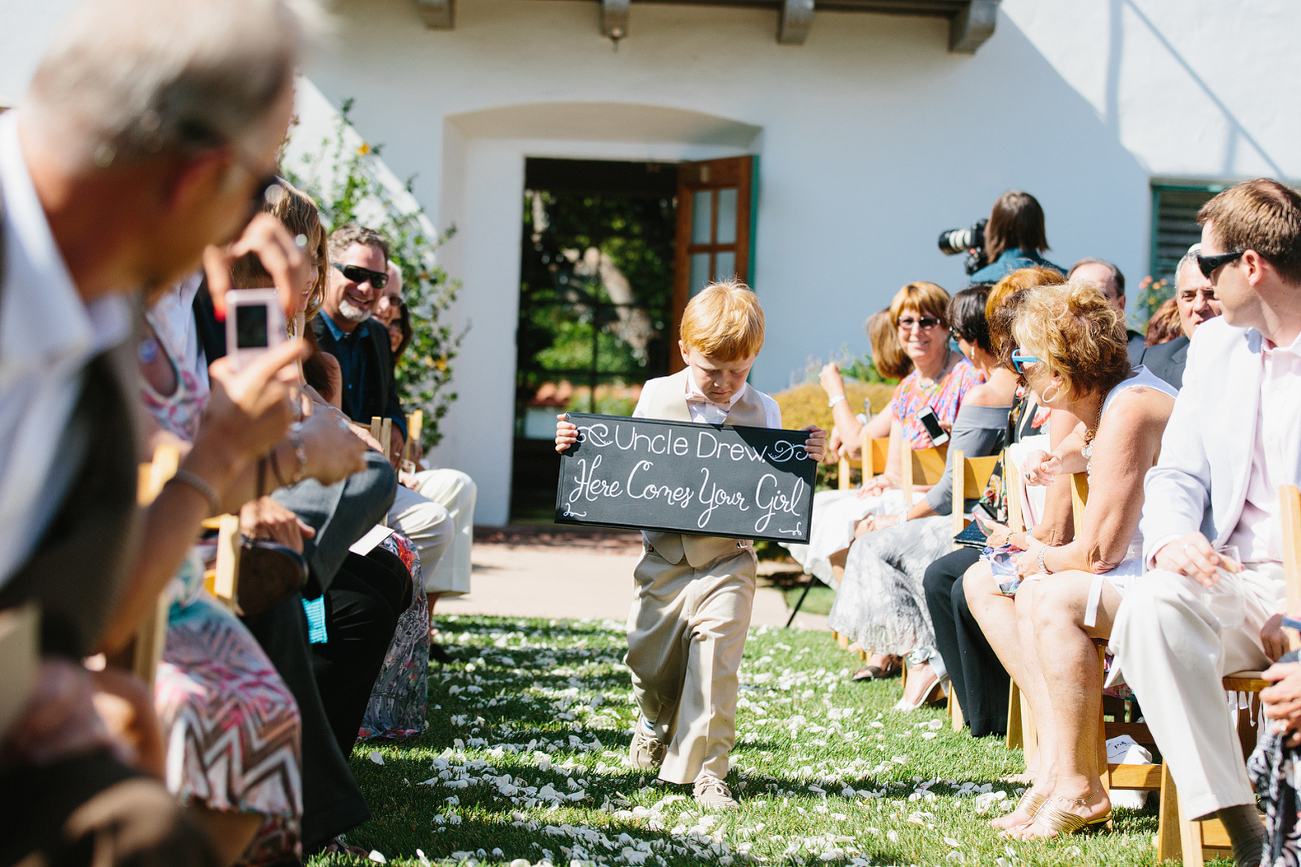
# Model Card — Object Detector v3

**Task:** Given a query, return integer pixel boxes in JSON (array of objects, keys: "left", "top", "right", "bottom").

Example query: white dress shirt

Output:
[
  {"left": 0, "top": 113, "right": 130, "bottom": 590},
  {"left": 632, "top": 369, "right": 783, "bottom": 428},
  {"left": 1225, "top": 329, "right": 1301, "bottom": 564}
]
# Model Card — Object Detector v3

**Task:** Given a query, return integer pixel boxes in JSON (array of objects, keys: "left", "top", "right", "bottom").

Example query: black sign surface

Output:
[{"left": 554, "top": 413, "right": 816, "bottom": 543}]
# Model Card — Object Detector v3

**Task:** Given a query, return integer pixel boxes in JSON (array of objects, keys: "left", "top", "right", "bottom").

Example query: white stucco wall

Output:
[
  {"left": 297, "top": 0, "right": 1299, "bottom": 523},
  {"left": 2, "top": 0, "right": 1298, "bottom": 525}
]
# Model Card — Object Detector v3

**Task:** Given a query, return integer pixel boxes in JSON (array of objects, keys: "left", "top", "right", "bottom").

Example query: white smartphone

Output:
[
  {"left": 917, "top": 405, "right": 949, "bottom": 447},
  {"left": 225, "top": 288, "right": 285, "bottom": 371}
]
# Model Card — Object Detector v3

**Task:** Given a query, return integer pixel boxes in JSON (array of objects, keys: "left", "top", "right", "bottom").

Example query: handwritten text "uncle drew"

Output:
[{"left": 564, "top": 422, "right": 809, "bottom": 534}]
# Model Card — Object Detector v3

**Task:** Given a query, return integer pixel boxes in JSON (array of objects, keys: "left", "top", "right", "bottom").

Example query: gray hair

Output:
[
  {"left": 26, "top": 0, "right": 323, "bottom": 170},
  {"left": 1068, "top": 257, "right": 1126, "bottom": 296},
  {"left": 1174, "top": 243, "right": 1202, "bottom": 285}
]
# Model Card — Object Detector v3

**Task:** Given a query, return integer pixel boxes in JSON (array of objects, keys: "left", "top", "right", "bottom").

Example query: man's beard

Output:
[{"left": 338, "top": 298, "right": 371, "bottom": 323}]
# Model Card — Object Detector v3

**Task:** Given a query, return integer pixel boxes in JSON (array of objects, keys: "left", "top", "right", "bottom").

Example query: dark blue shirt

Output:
[{"left": 319, "top": 311, "right": 370, "bottom": 413}]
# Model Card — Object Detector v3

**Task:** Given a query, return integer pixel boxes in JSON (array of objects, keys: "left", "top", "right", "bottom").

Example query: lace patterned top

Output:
[
  {"left": 139, "top": 310, "right": 208, "bottom": 443},
  {"left": 891, "top": 355, "right": 984, "bottom": 449}
]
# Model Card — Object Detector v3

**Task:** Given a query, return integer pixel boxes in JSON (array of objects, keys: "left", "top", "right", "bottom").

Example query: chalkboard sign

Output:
[{"left": 554, "top": 413, "right": 816, "bottom": 543}]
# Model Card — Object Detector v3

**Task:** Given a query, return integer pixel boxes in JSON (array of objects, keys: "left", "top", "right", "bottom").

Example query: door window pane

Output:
[
  {"left": 716, "top": 188, "right": 738, "bottom": 245},
  {"left": 714, "top": 251, "right": 735, "bottom": 282},
  {"left": 690, "top": 253, "right": 711, "bottom": 296},
  {"left": 691, "top": 191, "right": 713, "bottom": 245}
]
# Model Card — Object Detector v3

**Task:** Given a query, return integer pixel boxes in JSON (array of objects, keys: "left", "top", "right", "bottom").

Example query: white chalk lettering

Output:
[
  {"left": 626, "top": 460, "right": 693, "bottom": 507},
  {"left": 696, "top": 467, "right": 749, "bottom": 529},
  {"left": 567, "top": 455, "right": 623, "bottom": 503},
  {"left": 754, "top": 473, "right": 806, "bottom": 533}
]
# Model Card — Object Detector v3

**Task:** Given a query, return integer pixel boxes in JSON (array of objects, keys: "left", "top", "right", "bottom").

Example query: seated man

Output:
[
  {"left": 367, "top": 256, "right": 477, "bottom": 626},
  {"left": 1068, "top": 257, "right": 1145, "bottom": 365},
  {"left": 1110, "top": 178, "right": 1301, "bottom": 867},
  {"left": 1140, "top": 243, "right": 1223, "bottom": 389},
  {"left": 0, "top": 0, "right": 320, "bottom": 863},
  {"left": 313, "top": 226, "right": 471, "bottom": 631}
]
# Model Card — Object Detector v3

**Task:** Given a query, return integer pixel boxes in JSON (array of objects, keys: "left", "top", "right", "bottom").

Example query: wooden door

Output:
[{"left": 670, "top": 156, "right": 757, "bottom": 372}]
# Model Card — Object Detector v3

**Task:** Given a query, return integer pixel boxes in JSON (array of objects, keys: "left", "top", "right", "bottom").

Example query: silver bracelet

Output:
[
  {"left": 896, "top": 506, "right": 911, "bottom": 525},
  {"left": 828, "top": 394, "right": 846, "bottom": 409},
  {"left": 1037, "top": 546, "right": 1051, "bottom": 575},
  {"left": 168, "top": 469, "right": 221, "bottom": 517}
]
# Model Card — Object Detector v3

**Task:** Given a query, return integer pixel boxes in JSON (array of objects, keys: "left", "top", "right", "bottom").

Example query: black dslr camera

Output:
[{"left": 937, "top": 218, "right": 988, "bottom": 275}]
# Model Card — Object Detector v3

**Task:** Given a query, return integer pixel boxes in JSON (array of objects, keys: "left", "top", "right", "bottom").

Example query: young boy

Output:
[{"left": 556, "top": 281, "right": 825, "bottom": 807}]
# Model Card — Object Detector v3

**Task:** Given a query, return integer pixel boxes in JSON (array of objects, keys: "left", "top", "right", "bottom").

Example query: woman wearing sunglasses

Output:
[
  {"left": 964, "top": 281, "right": 1177, "bottom": 840},
  {"left": 826, "top": 283, "right": 1021, "bottom": 704},
  {"left": 787, "top": 281, "right": 982, "bottom": 676}
]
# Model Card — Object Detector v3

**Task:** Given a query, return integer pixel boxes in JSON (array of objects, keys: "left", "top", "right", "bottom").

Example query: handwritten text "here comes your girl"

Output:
[{"left": 563, "top": 421, "right": 812, "bottom": 535}]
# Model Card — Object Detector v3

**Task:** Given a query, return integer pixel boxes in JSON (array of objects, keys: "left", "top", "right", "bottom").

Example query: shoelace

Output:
[{"left": 695, "top": 775, "right": 729, "bottom": 796}]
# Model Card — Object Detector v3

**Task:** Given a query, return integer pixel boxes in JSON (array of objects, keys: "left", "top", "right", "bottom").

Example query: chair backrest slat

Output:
[{"left": 1282, "top": 485, "right": 1301, "bottom": 652}]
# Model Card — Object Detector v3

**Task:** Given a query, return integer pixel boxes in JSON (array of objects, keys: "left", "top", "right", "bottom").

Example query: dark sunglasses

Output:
[
  {"left": 1011, "top": 349, "right": 1039, "bottom": 374},
  {"left": 1196, "top": 250, "right": 1244, "bottom": 279},
  {"left": 897, "top": 316, "right": 942, "bottom": 330},
  {"left": 332, "top": 262, "right": 389, "bottom": 289}
]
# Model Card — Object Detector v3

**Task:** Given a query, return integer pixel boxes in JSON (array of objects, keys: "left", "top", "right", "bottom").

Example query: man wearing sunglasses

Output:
[
  {"left": 1110, "top": 179, "right": 1301, "bottom": 867},
  {"left": 313, "top": 224, "right": 457, "bottom": 604},
  {"left": 315, "top": 225, "right": 408, "bottom": 461},
  {"left": 1138, "top": 243, "right": 1223, "bottom": 389}
]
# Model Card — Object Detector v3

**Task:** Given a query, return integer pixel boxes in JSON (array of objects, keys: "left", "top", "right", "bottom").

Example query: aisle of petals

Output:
[{"left": 333, "top": 616, "right": 1164, "bottom": 867}]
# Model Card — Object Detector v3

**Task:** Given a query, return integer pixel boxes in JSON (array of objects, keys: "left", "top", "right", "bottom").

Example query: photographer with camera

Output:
[{"left": 940, "top": 191, "right": 1065, "bottom": 283}]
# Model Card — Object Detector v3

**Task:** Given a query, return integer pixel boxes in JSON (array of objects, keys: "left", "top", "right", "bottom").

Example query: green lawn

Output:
[{"left": 310, "top": 615, "right": 1213, "bottom": 867}]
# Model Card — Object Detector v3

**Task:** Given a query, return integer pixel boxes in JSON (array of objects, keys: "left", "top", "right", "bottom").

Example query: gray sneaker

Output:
[
  {"left": 628, "top": 729, "right": 666, "bottom": 770},
  {"left": 692, "top": 773, "right": 738, "bottom": 809}
]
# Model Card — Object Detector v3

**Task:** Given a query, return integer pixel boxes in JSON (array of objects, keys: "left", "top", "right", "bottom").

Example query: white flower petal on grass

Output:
[
  {"left": 368, "top": 751, "right": 384, "bottom": 765},
  {"left": 416, "top": 851, "right": 431, "bottom": 867},
  {"left": 367, "top": 852, "right": 386, "bottom": 864}
]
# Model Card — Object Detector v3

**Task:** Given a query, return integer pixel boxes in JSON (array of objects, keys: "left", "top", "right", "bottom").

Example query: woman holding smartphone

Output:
[
  {"left": 827, "top": 284, "right": 1018, "bottom": 697},
  {"left": 965, "top": 281, "right": 1176, "bottom": 840},
  {"left": 788, "top": 281, "right": 982, "bottom": 679}
]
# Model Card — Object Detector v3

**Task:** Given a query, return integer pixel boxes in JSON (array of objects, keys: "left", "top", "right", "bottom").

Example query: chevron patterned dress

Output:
[{"left": 154, "top": 556, "right": 303, "bottom": 866}]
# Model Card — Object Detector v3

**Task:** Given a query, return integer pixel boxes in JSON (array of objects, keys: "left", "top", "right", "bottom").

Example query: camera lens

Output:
[{"left": 938, "top": 227, "right": 975, "bottom": 255}]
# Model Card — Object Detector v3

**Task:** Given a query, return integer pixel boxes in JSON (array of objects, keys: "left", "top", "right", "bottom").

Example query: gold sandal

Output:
[
  {"left": 992, "top": 789, "right": 1046, "bottom": 830},
  {"left": 1025, "top": 794, "right": 1113, "bottom": 838}
]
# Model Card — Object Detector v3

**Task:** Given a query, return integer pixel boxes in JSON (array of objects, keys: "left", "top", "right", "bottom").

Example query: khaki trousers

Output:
[
  {"left": 409, "top": 469, "right": 476, "bottom": 596},
  {"left": 625, "top": 543, "right": 756, "bottom": 785},
  {"left": 1110, "top": 565, "right": 1284, "bottom": 819}
]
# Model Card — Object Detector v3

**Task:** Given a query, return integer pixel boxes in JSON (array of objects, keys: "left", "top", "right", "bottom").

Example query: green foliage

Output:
[
  {"left": 1133, "top": 275, "right": 1172, "bottom": 333},
  {"left": 282, "top": 98, "right": 464, "bottom": 448},
  {"left": 517, "top": 189, "right": 674, "bottom": 418}
]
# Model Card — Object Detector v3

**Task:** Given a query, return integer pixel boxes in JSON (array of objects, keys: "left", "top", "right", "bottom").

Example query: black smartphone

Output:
[{"left": 917, "top": 405, "right": 949, "bottom": 447}]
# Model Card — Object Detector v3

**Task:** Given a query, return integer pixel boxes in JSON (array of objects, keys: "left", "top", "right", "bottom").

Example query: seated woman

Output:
[
  {"left": 787, "top": 282, "right": 981, "bottom": 642},
  {"left": 964, "top": 281, "right": 1176, "bottom": 839},
  {"left": 826, "top": 285, "right": 1019, "bottom": 695},
  {"left": 921, "top": 267, "right": 1075, "bottom": 739},
  {"left": 819, "top": 308, "right": 911, "bottom": 463}
]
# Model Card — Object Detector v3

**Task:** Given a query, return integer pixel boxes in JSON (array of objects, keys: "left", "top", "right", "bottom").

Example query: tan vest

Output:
[{"left": 641, "top": 371, "right": 770, "bottom": 568}]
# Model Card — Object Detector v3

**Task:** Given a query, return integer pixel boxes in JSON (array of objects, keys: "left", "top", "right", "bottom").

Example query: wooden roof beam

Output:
[
  {"left": 414, "top": 0, "right": 454, "bottom": 29},
  {"left": 949, "top": 0, "right": 997, "bottom": 53},
  {"left": 602, "top": 0, "right": 630, "bottom": 40},
  {"left": 777, "top": 0, "right": 815, "bottom": 45}
]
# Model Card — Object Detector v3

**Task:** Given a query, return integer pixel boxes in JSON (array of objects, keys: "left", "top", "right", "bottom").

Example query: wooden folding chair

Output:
[
  {"left": 836, "top": 431, "right": 889, "bottom": 492},
  {"left": 370, "top": 415, "right": 394, "bottom": 463},
  {"left": 403, "top": 409, "right": 424, "bottom": 471},
  {"left": 132, "top": 445, "right": 181, "bottom": 685}
]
